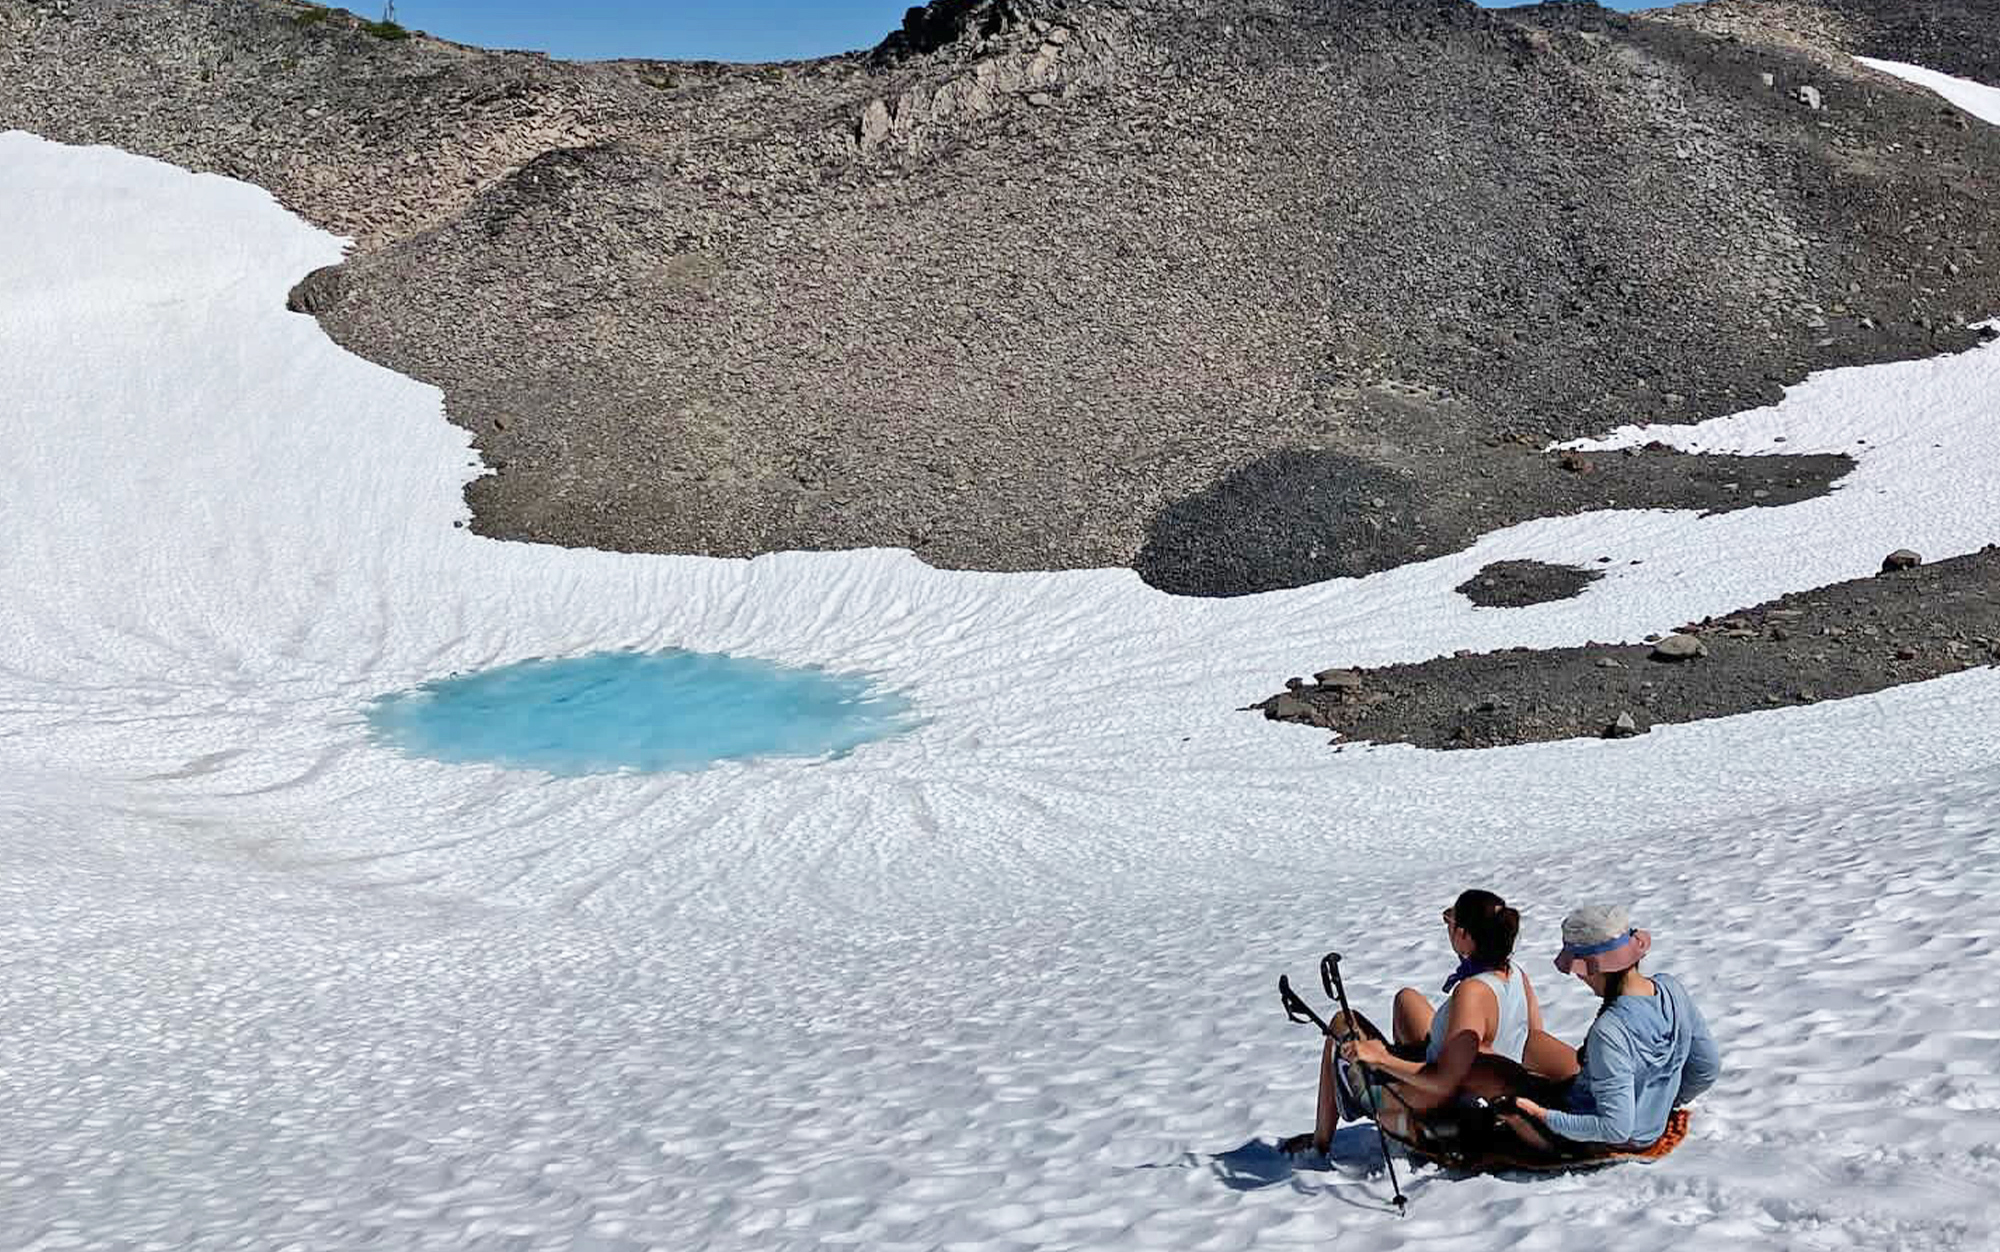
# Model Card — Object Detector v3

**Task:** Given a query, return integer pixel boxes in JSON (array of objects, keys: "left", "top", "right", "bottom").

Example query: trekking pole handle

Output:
[
  {"left": 1320, "top": 952, "right": 1349, "bottom": 1019},
  {"left": 1278, "top": 975, "right": 1334, "bottom": 1035}
]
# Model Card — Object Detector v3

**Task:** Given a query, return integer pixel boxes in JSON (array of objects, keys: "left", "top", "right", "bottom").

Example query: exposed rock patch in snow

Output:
[
  {"left": 1267, "top": 545, "right": 2000, "bottom": 750},
  {"left": 1455, "top": 559, "right": 1606, "bottom": 609}
]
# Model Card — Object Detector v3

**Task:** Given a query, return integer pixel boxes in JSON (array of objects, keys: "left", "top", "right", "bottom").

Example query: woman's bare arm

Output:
[
  {"left": 1449, "top": 978, "right": 1500, "bottom": 1048},
  {"left": 1343, "top": 981, "right": 1498, "bottom": 1094},
  {"left": 1346, "top": 1027, "right": 1484, "bottom": 1102}
]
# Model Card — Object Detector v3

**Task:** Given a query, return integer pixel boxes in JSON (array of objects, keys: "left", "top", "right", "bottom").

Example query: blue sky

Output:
[
  {"left": 392, "top": 1, "right": 1644, "bottom": 63},
  {"left": 395, "top": 1, "right": 921, "bottom": 62}
]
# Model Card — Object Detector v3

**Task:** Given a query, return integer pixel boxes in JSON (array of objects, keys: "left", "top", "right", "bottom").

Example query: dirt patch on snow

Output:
[{"left": 1456, "top": 560, "right": 1605, "bottom": 608}]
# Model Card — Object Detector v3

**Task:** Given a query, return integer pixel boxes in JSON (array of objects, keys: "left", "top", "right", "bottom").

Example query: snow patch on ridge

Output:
[{"left": 1860, "top": 56, "right": 2000, "bottom": 123}]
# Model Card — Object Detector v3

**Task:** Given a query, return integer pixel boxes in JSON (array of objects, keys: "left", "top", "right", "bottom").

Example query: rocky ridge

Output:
[
  {"left": 0, "top": 0, "right": 611, "bottom": 247},
  {"left": 1655, "top": 0, "right": 2000, "bottom": 87},
  {"left": 2, "top": 0, "right": 1997, "bottom": 597}
]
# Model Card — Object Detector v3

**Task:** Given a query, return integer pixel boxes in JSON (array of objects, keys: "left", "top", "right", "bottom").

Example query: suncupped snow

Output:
[{"left": 1, "top": 57, "right": 1999, "bottom": 1252}]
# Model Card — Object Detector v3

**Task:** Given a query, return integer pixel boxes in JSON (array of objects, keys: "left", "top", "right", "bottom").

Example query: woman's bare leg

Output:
[
  {"left": 1522, "top": 1029, "right": 1580, "bottom": 1082},
  {"left": 1280, "top": 1033, "right": 1343, "bottom": 1155},
  {"left": 1377, "top": 1029, "right": 1486, "bottom": 1118},
  {"left": 1312, "top": 1028, "right": 1568, "bottom": 1148},
  {"left": 1391, "top": 988, "right": 1435, "bottom": 1049},
  {"left": 1312, "top": 1035, "right": 1340, "bottom": 1151},
  {"left": 1456, "top": 1054, "right": 1534, "bottom": 1100}
]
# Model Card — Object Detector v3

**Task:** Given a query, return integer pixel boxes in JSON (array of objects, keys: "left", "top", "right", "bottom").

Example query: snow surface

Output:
[
  {"left": 2, "top": 60, "right": 1999, "bottom": 1251},
  {"left": 1858, "top": 57, "right": 2000, "bottom": 124}
]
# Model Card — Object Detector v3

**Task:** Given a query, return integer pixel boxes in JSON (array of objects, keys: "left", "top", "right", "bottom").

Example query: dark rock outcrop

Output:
[{"left": 874, "top": 0, "right": 1033, "bottom": 64}]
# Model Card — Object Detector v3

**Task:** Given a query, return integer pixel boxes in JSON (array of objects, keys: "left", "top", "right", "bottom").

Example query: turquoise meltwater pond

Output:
[{"left": 365, "top": 650, "right": 918, "bottom": 776}]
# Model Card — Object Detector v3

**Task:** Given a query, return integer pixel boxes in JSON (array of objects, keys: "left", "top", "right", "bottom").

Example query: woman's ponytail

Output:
[
  {"left": 1495, "top": 905, "right": 1521, "bottom": 962},
  {"left": 1596, "top": 967, "right": 1628, "bottom": 1017}
]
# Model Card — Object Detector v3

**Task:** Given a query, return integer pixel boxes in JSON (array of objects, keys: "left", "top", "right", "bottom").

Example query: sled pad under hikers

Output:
[{"left": 1386, "top": 1106, "right": 1693, "bottom": 1174}]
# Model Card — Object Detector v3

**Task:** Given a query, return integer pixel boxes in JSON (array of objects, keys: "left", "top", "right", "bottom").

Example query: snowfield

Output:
[{"left": 3, "top": 59, "right": 1999, "bottom": 1252}]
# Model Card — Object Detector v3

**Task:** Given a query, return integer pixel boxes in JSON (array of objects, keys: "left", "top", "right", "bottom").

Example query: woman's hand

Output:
[
  {"left": 1338, "top": 1037, "right": 1389, "bottom": 1067},
  {"left": 1510, "top": 1097, "right": 1546, "bottom": 1120}
]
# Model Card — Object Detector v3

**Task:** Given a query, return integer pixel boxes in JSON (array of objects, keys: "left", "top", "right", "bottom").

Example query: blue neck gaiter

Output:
[{"left": 1441, "top": 957, "right": 1495, "bottom": 994}]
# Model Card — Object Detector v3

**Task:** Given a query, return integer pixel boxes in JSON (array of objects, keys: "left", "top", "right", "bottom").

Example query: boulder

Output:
[
  {"left": 1314, "top": 668, "right": 1364, "bottom": 690},
  {"left": 1604, "top": 711, "right": 1644, "bottom": 739},
  {"left": 858, "top": 99, "right": 893, "bottom": 149},
  {"left": 284, "top": 264, "right": 345, "bottom": 315},
  {"left": 1269, "top": 694, "right": 1313, "bottom": 720},
  {"left": 1650, "top": 633, "right": 1708, "bottom": 661},
  {"left": 1881, "top": 549, "right": 1922, "bottom": 572}
]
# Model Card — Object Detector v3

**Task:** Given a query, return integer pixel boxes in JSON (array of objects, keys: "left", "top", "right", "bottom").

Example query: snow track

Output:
[{"left": 2, "top": 59, "right": 1998, "bottom": 1251}]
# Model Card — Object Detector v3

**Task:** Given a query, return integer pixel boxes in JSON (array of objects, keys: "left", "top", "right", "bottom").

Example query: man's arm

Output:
[{"left": 1537, "top": 1022, "right": 1640, "bottom": 1145}]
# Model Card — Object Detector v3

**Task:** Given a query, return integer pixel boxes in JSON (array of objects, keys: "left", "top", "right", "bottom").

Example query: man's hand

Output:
[{"left": 1496, "top": 1097, "right": 1554, "bottom": 1150}]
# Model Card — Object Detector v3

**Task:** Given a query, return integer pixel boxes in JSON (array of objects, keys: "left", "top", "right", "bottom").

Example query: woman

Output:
[
  {"left": 1499, "top": 904, "right": 1720, "bottom": 1153},
  {"left": 1285, "top": 889, "right": 1574, "bottom": 1154}
]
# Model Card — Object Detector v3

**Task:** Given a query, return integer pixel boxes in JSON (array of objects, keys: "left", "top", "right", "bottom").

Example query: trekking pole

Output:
[{"left": 1322, "top": 952, "right": 1409, "bottom": 1215}]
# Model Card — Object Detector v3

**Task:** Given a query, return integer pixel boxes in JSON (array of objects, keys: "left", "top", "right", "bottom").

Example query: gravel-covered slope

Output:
[
  {"left": 1655, "top": 0, "right": 2000, "bottom": 88},
  {"left": 5, "top": 0, "right": 1997, "bottom": 592},
  {"left": 0, "top": 0, "right": 624, "bottom": 247}
]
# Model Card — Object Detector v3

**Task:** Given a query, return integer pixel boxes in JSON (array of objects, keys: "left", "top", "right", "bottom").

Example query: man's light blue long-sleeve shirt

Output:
[{"left": 1541, "top": 972, "right": 1720, "bottom": 1147}]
